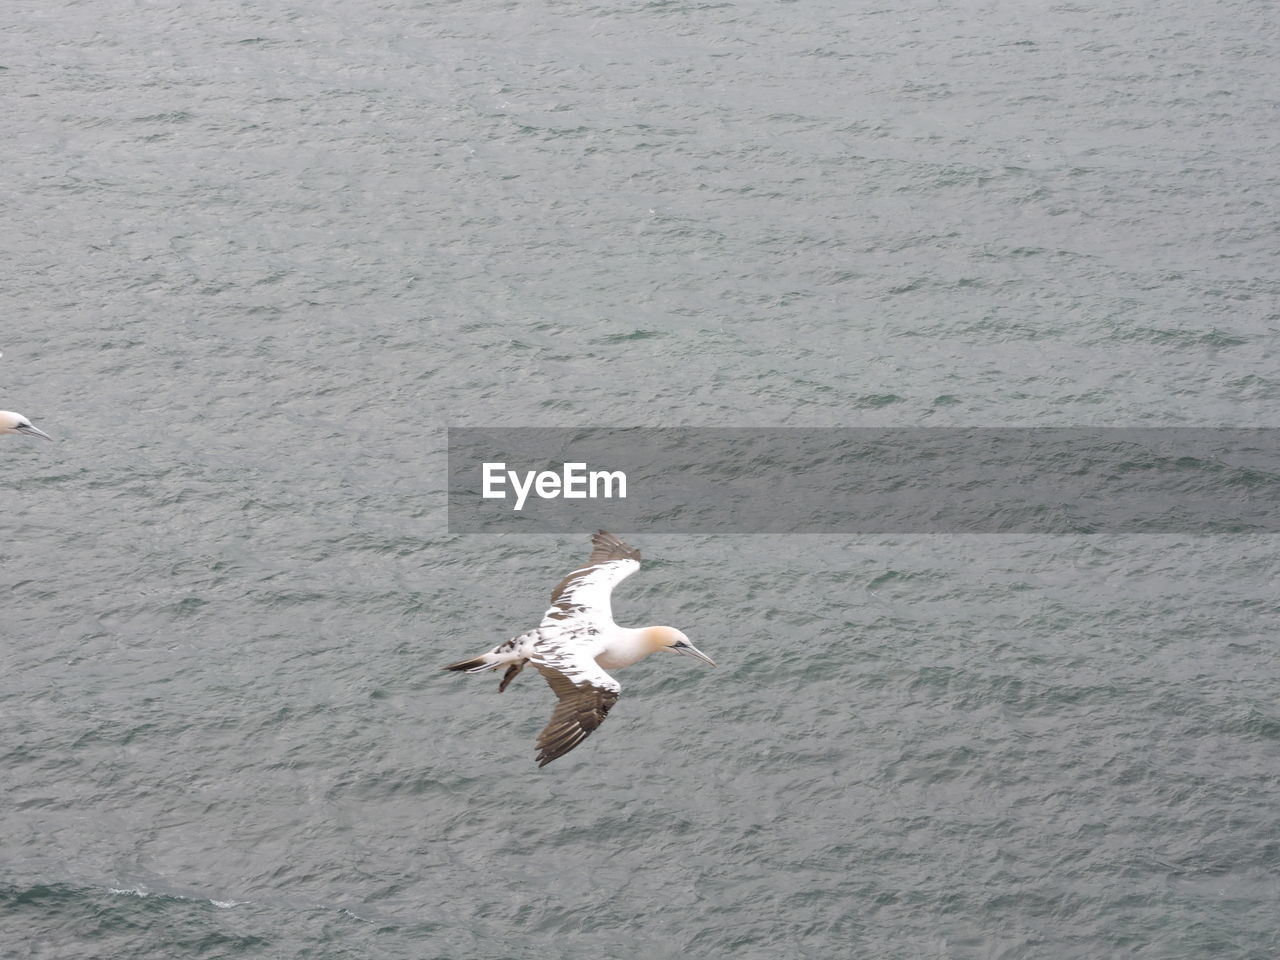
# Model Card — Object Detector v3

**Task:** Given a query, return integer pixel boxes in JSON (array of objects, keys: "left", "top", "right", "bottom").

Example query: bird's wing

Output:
[
  {"left": 531, "top": 644, "right": 622, "bottom": 767},
  {"left": 540, "top": 530, "right": 640, "bottom": 629}
]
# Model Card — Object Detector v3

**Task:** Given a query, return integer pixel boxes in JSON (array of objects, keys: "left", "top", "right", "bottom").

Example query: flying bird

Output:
[
  {"left": 0, "top": 410, "right": 52, "bottom": 441},
  {"left": 445, "top": 530, "right": 715, "bottom": 767}
]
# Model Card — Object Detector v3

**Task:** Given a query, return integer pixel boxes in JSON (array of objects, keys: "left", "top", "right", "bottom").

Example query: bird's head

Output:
[
  {"left": 646, "top": 626, "right": 716, "bottom": 667},
  {"left": 0, "top": 411, "right": 52, "bottom": 441}
]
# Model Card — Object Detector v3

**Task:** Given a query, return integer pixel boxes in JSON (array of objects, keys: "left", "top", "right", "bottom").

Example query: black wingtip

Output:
[{"left": 588, "top": 530, "right": 640, "bottom": 565}]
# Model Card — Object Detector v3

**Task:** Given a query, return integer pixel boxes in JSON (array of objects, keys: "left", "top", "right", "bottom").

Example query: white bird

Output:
[
  {"left": 445, "top": 530, "right": 715, "bottom": 767},
  {"left": 0, "top": 410, "right": 52, "bottom": 441}
]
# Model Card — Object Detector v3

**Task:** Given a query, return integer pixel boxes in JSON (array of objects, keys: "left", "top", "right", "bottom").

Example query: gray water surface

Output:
[{"left": 3, "top": 1, "right": 1279, "bottom": 957}]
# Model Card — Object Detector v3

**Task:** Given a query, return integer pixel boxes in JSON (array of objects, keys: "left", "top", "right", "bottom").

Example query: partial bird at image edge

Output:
[{"left": 0, "top": 410, "right": 52, "bottom": 441}]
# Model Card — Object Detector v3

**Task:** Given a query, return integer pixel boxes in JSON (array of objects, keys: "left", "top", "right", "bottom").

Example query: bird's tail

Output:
[
  {"left": 445, "top": 634, "right": 534, "bottom": 690},
  {"left": 443, "top": 654, "right": 500, "bottom": 673},
  {"left": 444, "top": 645, "right": 529, "bottom": 692}
]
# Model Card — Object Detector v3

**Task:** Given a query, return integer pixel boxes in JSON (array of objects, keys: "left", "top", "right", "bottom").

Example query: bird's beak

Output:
[
  {"left": 672, "top": 640, "right": 716, "bottom": 667},
  {"left": 16, "top": 424, "right": 52, "bottom": 441}
]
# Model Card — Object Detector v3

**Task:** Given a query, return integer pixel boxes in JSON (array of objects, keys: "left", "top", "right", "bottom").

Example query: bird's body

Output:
[
  {"left": 445, "top": 530, "right": 714, "bottom": 767},
  {"left": 0, "top": 410, "right": 52, "bottom": 441}
]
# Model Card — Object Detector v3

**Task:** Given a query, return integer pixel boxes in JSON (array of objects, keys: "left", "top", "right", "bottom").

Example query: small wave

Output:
[{"left": 109, "top": 885, "right": 247, "bottom": 909}]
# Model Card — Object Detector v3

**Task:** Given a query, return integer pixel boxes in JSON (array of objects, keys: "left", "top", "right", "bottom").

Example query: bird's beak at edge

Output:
[
  {"left": 17, "top": 424, "right": 53, "bottom": 441},
  {"left": 673, "top": 640, "right": 716, "bottom": 667}
]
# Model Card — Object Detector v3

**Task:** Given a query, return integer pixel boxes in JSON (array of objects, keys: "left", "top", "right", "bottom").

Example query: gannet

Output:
[
  {"left": 0, "top": 411, "right": 52, "bottom": 441},
  {"left": 445, "top": 530, "right": 715, "bottom": 767}
]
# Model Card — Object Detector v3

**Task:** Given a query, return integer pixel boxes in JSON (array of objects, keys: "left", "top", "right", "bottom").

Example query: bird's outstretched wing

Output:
[
  {"left": 540, "top": 530, "right": 640, "bottom": 629},
  {"left": 531, "top": 646, "right": 622, "bottom": 767}
]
